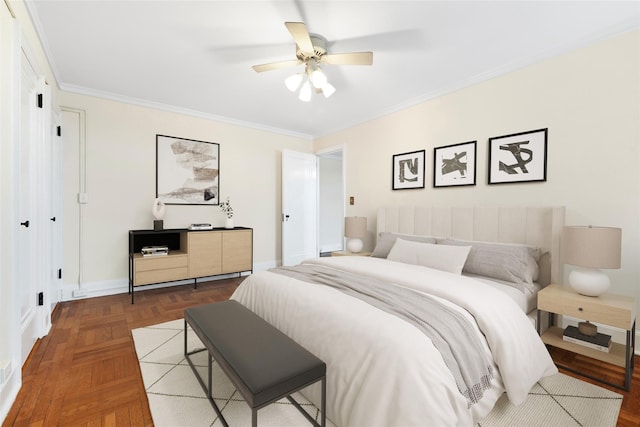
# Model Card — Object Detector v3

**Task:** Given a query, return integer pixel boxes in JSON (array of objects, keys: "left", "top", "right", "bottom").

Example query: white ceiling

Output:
[{"left": 24, "top": 1, "right": 639, "bottom": 139}]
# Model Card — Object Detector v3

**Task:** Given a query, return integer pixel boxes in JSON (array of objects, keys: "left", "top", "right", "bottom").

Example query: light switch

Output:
[{"left": 349, "top": 196, "right": 355, "bottom": 205}]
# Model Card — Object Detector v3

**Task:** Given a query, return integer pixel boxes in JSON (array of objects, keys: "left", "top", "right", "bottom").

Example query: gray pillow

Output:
[
  {"left": 439, "top": 238, "right": 542, "bottom": 292},
  {"left": 371, "top": 232, "right": 437, "bottom": 258}
]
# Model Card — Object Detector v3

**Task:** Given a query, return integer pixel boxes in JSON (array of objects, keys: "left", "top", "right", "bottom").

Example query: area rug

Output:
[{"left": 132, "top": 319, "right": 623, "bottom": 427}]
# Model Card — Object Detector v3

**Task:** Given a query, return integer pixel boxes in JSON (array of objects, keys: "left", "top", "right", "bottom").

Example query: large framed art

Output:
[
  {"left": 488, "top": 128, "right": 547, "bottom": 185},
  {"left": 433, "top": 141, "right": 476, "bottom": 188},
  {"left": 392, "top": 150, "right": 425, "bottom": 190},
  {"left": 156, "top": 135, "right": 220, "bottom": 205}
]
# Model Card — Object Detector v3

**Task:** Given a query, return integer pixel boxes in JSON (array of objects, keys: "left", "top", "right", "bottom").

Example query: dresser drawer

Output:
[
  {"left": 134, "top": 267, "right": 189, "bottom": 286},
  {"left": 135, "top": 253, "right": 188, "bottom": 272}
]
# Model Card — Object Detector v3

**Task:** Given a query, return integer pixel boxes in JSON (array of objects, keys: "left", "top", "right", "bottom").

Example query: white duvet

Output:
[{"left": 231, "top": 256, "right": 557, "bottom": 427}]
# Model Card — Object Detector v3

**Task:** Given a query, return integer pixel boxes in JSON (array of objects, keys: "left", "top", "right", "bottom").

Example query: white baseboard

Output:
[
  {"left": 61, "top": 261, "right": 276, "bottom": 302},
  {"left": 0, "top": 364, "right": 20, "bottom": 425}
]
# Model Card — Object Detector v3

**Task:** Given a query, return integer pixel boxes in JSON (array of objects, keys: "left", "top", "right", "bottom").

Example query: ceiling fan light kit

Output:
[{"left": 253, "top": 21, "right": 373, "bottom": 102}]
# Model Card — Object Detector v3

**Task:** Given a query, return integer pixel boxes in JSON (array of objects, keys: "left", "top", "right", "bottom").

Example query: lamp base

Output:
[
  {"left": 347, "top": 238, "right": 363, "bottom": 253},
  {"left": 569, "top": 268, "right": 610, "bottom": 297}
]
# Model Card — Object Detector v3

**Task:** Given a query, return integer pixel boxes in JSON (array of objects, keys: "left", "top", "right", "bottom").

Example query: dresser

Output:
[{"left": 128, "top": 228, "right": 253, "bottom": 303}]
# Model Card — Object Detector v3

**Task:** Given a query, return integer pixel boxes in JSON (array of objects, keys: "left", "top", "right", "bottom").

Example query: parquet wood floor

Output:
[{"left": 3, "top": 278, "right": 639, "bottom": 426}]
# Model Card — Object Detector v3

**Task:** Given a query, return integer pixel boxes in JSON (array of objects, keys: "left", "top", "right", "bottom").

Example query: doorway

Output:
[{"left": 318, "top": 147, "right": 344, "bottom": 256}]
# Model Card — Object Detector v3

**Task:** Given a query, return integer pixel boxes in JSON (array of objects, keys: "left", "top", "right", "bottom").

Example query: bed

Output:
[{"left": 231, "top": 206, "right": 565, "bottom": 426}]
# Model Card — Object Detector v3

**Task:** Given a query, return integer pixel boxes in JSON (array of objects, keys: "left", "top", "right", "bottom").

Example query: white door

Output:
[
  {"left": 49, "top": 111, "right": 63, "bottom": 311},
  {"left": 281, "top": 150, "right": 318, "bottom": 266},
  {"left": 19, "top": 50, "right": 39, "bottom": 363}
]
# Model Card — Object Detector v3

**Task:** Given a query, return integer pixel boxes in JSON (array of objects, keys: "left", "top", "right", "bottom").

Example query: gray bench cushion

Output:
[{"left": 185, "top": 300, "right": 326, "bottom": 408}]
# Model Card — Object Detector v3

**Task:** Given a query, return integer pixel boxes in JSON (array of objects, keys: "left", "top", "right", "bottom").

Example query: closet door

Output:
[{"left": 18, "top": 50, "right": 39, "bottom": 363}]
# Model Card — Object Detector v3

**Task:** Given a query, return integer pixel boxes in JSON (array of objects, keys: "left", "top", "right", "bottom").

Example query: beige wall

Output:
[
  {"left": 315, "top": 30, "right": 640, "bottom": 302},
  {"left": 58, "top": 92, "right": 312, "bottom": 291}
]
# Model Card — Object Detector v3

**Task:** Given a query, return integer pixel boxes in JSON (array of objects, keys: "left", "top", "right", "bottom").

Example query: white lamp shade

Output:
[
  {"left": 285, "top": 73, "right": 303, "bottom": 92},
  {"left": 562, "top": 225, "right": 621, "bottom": 296},
  {"left": 298, "top": 80, "right": 312, "bottom": 102},
  {"left": 311, "top": 68, "right": 327, "bottom": 88},
  {"left": 322, "top": 82, "right": 336, "bottom": 98}
]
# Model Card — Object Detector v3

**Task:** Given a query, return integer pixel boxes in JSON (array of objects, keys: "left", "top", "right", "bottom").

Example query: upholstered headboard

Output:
[{"left": 377, "top": 206, "right": 566, "bottom": 286}]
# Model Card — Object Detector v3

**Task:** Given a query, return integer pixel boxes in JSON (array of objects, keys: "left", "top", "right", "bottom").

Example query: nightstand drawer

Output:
[
  {"left": 538, "top": 284, "right": 635, "bottom": 330},
  {"left": 559, "top": 299, "right": 630, "bottom": 329}
]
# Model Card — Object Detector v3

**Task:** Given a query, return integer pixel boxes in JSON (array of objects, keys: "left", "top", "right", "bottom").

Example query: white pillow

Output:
[
  {"left": 386, "top": 239, "right": 471, "bottom": 274},
  {"left": 371, "top": 232, "right": 438, "bottom": 258}
]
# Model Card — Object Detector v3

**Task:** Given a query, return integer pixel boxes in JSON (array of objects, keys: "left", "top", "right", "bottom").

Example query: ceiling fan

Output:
[{"left": 252, "top": 22, "right": 373, "bottom": 100}]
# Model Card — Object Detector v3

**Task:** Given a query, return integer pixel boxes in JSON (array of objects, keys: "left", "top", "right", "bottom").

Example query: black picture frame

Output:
[
  {"left": 392, "top": 150, "right": 425, "bottom": 190},
  {"left": 156, "top": 134, "right": 220, "bottom": 205},
  {"left": 488, "top": 128, "right": 547, "bottom": 185},
  {"left": 433, "top": 141, "right": 476, "bottom": 188}
]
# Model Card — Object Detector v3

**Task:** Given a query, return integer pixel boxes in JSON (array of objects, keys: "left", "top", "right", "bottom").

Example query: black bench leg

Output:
[{"left": 321, "top": 376, "right": 326, "bottom": 427}]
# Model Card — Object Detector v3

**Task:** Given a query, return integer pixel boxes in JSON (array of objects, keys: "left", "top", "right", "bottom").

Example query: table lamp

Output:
[
  {"left": 345, "top": 216, "right": 367, "bottom": 253},
  {"left": 561, "top": 225, "right": 621, "bottom": 297}
]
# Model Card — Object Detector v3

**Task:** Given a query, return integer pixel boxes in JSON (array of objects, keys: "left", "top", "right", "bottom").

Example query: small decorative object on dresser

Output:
[
  {"left": 561, "top": 225, "right": 622, "bottom": 296},
  {"left": 152, "top": 198, "right": 166, "bottom": 231},
  {"left": 220, "top": 196, "right": 234, "bottom": 229},
  {"left": 344, "top": 216, "right": 367, "bottom": 253}
]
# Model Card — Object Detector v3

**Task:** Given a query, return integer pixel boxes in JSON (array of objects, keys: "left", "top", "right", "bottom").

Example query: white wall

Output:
[
  {"left": 315, "top": 30, "right": 640, "bottom": 307},
  {"left": 57, "top": 91, "right": 312, "bottom": 297}
]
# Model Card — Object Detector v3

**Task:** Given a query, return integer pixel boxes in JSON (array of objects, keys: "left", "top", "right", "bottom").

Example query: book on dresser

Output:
[
  {"left": 141, "top": 245, "right": 169, "bottom": 256},
  {"left": 562, "top": 325, "right": 612, "bottom": 353}
]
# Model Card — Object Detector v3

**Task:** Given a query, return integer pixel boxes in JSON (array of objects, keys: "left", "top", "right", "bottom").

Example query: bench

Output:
[{"left": 184, "top": 300, "right": 327, "bottom": 427}]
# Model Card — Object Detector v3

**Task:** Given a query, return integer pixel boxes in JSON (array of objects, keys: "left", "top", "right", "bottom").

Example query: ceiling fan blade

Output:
[
  {"left": 252, "top": 59, "right": 302, "bottom": 73},
  {"left": 285, "top": 21, "right": 314, "bottom": 56},
  {"left": 321, "top": 52, "right": 373, "bottom": 66}
]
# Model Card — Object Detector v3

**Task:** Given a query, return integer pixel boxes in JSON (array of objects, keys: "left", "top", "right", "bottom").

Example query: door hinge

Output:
[
  {"left": 58, "top": 268, "right": 62, "bottom": 279},
  {"left": 37, "top": 93, "right": 43, "bottom": 108},
  {"left": 57, "top": 126, "right": 61, "bottom": 137},
  {"left": 38, "top": 292, "right": 44, "bottom": 306}
]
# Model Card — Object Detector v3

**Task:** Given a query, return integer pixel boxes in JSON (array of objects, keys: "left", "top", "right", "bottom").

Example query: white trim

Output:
[{"left": 60, "top": 83, "right": 314, "bottom": 141}]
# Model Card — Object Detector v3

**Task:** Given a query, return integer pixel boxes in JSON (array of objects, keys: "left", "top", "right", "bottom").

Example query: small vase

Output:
[{"left": 225, "top": 217, "right": 234, "bottom": 229}]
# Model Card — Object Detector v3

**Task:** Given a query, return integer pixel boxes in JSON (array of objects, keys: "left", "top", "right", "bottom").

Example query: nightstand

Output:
[
  {"left": 537, "top": 284, "right": 636, "bottom": 390},
  {"left": 331, "top": 251, "right": 372, "bottom": 257}
]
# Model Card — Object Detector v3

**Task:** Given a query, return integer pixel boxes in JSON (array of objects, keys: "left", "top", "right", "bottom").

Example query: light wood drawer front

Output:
[
  {"left": 135, "top": 267, "right": 189, "bottom": 286},
  {"left": 135, "top": 255, "right": 188, "bottom": 272},
  {"left": 560, "top": 300, "right": 630, "bottom": 329}
]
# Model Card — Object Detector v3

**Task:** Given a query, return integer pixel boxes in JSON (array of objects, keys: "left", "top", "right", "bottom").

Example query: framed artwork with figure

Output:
[
  {"left": 488, "top": 128, "right": 547, "bottom": 184},
  {"left": 392, "top": 150, "right": 425, "bottom": 190}
]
